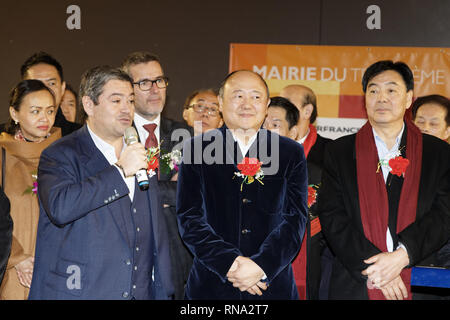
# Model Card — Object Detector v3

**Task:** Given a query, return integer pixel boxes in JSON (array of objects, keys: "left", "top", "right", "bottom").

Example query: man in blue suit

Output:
[
  {"left": 177, "top": 70, "right": 308, "bottom": 299},
  {"left": 29, "top": 66, "right": 173, "bottom": 300}
]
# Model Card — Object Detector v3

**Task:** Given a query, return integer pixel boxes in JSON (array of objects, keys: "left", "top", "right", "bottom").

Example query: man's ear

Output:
[
  {"left": 444, "top": 125, "right": 450, "bottom": 141},
  {"left": 405, "top": 90, "right": 413, "bottom": 109},
  {"left": 82, "top": 96, "right": 95, "bottom": 117},
  {"left": 288, "top": 125, "right": 298, "bottom": 141},
  {"left": 182, "top": 109, "right": 189, "bottom": 122},
  {"left": 61, "top": 81, "right": 66, "bottom": 98},
  {"left": 302, "top": 103, "right": 313, "bottom": 121},
  {"left": 218, "top": 95, "right": 224, "bottom": 112}
]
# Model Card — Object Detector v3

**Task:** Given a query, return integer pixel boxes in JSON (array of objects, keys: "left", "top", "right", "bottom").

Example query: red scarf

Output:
[
  {"left": 292, "top": 124, "right": 318, "bottom": 299},
  {"left": 302, "top": 124, "right": 318, "bottom": 158},
  {"left": 356, "top": 118, "right": 422, "bottom": 300}
]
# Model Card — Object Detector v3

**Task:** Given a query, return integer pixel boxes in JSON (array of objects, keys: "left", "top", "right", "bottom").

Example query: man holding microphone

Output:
[{"left": 29, "top": 66, "right": 173, "bottom": 300}]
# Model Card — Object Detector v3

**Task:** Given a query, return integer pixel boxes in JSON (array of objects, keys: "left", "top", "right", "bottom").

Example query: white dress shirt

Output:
[
  {"left": 87, "top": 124, "right": 135, "bottom": 201},
  {"left": 230, "top": 130, "right": 258, "bottom": 157},
  {"left": 296, "top": 127, "right": 310, "bottom": 145},
  {"left": 372, "top": 124, "right": 406, "bottom": 253},
  {"left": 134, "top": 112, "right": 161, "bottom": 146}
]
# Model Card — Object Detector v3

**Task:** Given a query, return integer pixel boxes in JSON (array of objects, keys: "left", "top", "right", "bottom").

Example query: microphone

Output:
[{"left": 124, "top": 127, "right": 149, "bottom": 191}]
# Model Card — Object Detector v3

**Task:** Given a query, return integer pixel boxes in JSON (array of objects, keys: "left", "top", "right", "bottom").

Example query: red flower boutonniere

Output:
[
  {"left": 146, "top": 146, "right": 160, "bottom": 178},
  {"left": 307, "top": 185, "right": 318, "bottom": 208},
  {"left": 233, "top": 157, "right": 264, "bottom": 191},
  {"left": 388, "top": 156, "right": 409, "bottom": 177}
]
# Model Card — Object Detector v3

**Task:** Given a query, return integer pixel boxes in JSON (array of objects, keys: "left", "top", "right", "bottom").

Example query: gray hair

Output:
[{"left": 79, "top": 65, "right": 133, "bottom": 121}]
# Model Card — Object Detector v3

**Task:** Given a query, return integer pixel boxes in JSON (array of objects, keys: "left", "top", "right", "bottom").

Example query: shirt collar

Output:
[
  {"left": 134, "top": 112, "right": 161, "bottom": 128},
  {"left": 297, "top": 127, "right": 310, "bottom": 145},
  {"left": 87, "top": 124, "right": 123, "bottom": 164},
  {"left": 372, "top": 123, "right": 405, "bottom": 155},
  {"left": 230, "top": 129, "right": 259, "bottom": 157}
]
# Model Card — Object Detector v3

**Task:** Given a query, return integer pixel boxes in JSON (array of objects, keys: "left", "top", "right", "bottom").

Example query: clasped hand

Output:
[
  {"left": 361, "top": 248, "right": 410, "bottom": 300},
  {"left": 226, "top": 256, "right": 268, "bottom": 296}
]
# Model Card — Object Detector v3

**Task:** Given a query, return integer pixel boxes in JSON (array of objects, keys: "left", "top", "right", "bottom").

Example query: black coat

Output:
[
  {"left": 318, "top": 131, "right": 450, "bottom": 299},
  {"left": 0, "top": 187, "right": 12, "bottom": 286},
  {"left": 303, "top": 134, "right": 332, "bottom": 300},
  {"left": 157, "top": 117, "right": 194, "bottom": 299}
]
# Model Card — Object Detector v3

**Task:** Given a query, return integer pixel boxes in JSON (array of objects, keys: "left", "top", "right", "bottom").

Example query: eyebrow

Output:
[
  {"left": 368, "top": 81, "right": 400, "bottom": 87},
  {"left": 107, "top": 93, "right": 134, "bottom": 99},
  {"left": 30, "top": 105, "right": 55, "bottom": 109},
  {"left": 137, "top": 76, "right": 164, "bottom": 82}
]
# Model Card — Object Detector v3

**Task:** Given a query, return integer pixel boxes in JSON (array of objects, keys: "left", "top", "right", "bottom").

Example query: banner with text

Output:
[{"left": 229, "top": 43, "right": 449, "bottom": 139}]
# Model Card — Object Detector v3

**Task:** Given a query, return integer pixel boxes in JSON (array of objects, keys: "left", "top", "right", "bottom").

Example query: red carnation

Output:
[
  {"left": 389, "top": 156, "right": 409, "bottom": 177},
  {"left": 237, "top": 157, "right": 262, "bottom": 177},
  {"left": 307, "top": 186, "right": 317, "bottom": 208},
  {"left": 147, "top": 157, "right": 159, "bottom": 172}
]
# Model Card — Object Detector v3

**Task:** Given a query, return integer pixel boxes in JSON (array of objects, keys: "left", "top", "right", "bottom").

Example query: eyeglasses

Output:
[
  {"left": 133, "top": 77, "right": 169, "bottom": 91},
  {"left": 188, "top": 104, "right": 220, "bottom": 117}
]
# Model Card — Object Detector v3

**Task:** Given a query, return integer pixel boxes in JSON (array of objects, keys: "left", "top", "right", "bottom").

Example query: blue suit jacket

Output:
[
  {"left": 177, "top": 126, "right": 308, "bottom": 299},
  {"left": 29, "top": 125, "right": 173, "bottom": 299}
]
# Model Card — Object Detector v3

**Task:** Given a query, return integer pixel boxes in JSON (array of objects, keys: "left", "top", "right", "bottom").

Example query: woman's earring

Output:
[{"left": 14, "top": 120, "right": 18, "bottom": 125}]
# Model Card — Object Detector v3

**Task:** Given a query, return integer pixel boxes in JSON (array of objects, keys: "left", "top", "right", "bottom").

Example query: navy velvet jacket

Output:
[{"left": 176, "top": 126, "right": 308, "bottom": 299}]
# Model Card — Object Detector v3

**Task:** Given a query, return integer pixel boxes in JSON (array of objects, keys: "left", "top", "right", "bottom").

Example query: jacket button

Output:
[
  {"left": 122, "top": 291, "right": 129, "bottom": 298},
  {"left": 125, "top": 259, "right": 131, "bottom": 265},
  {"left": 242, "top": 198, "right": 251, "bottom": 204},
  {"left": 241, "top": 229, "right": 251, "bottom": 235}
]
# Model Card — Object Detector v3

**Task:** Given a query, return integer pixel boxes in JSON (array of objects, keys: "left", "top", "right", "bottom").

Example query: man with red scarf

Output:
[
  {"left": 280, "top": 85, "right": 332, "bottom": 300},
  {"left": 318, "top": 60, "right": 450, "bottom": 300}
]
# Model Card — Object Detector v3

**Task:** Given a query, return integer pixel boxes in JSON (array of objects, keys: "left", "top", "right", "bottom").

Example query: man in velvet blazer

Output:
[
  {"left": 318, "top": 60, "right": 450, "bottom": 300},
  {"left": 29, "top": 66, "right": 173, "bottom": 300},
  {"left": 177, "top": 70, "right": 308, "bottom": 299}
]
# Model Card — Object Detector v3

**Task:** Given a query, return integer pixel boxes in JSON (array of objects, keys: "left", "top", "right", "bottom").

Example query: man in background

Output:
[
  {"left": 20, "top": 52, "right": 81, "bottom": 135},
  {"left": 121, "top": 52, "right": 193, "bottom": 299},
  {"left": 412, "top": 94, "right": 450, "bottom": 143},
  {"left": 280, "top": 84, "right": 332, "bottom": 300},
  {"left": 263, "top": 96, "right": 299, "bottom": 141}
]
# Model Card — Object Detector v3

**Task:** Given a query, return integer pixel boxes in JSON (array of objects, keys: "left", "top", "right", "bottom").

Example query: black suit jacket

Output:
[
  {"left": 318, "top": 131, "right": 450, "bottom": 299},
  {"left": 54, "top": 107, "right": 82, "bottom": 136},
  {"left": 0, "top": 187, "right": 12, "bottom": 286},
  {"left": 145, "top": 116, "right": 194, "bottom": 299},
  {"left": 302, "top": 133, "right": 332, "bottom": 300}
]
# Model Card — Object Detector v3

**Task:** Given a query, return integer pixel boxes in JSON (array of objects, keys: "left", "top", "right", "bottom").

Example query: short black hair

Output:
[
  {"left": 411, "top": 94, "right": 450, "bottom": 126},
  {"left": 20, "top": 52, "right": 64, "bottom": 81},
  {"left": 362, "top": 60, "right": 414, "bottom": 93},
  {"left": 268, "top": 96, "right": 299, "bottom": 129}
]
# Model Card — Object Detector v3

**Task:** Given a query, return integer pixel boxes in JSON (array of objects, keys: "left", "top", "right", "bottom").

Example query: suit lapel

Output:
[{"left": 78, "top": 125, "right": 134, "bottom": 249}]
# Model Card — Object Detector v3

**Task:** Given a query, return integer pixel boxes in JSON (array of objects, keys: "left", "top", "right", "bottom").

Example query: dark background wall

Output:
[{"left": 0, "top": 0, "right": 449, "bottom": 124}]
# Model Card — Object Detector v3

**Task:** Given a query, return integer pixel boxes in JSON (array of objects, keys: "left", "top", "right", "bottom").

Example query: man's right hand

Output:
[{"left": 116, "top": 143, "right": 148, "bottom": 177}]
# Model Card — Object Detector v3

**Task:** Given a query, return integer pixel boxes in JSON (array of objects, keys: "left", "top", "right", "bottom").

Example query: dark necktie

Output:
[{"left": 143, "top": 123, "right": 158, "bottom": 149}]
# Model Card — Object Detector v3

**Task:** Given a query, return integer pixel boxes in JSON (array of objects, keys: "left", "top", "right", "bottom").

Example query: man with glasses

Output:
[
  {"left": 183, "top": 88, "right": 223, "bottom": 136},
  {"left": 121, "top": 52, "right": 193, "bottom": 300}
]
